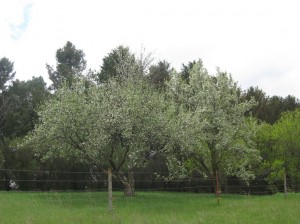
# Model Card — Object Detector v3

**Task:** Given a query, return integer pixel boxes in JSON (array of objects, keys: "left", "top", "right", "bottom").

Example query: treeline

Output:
[{"left": 0, "top": 42, "right": 299, "bottom": 195}]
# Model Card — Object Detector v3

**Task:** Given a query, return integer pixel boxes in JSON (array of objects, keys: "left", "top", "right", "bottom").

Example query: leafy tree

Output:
[
  {"left": 0, "top": 57, "right": 16, "bottom": 92},
  {"left": 96, "top": 45, "right": 137, "bottom": 83},
  {"left": 2, "top": 77, "right": 49, "bottom": 137},
  {"left": 266, "top": 96, "right": 286, "bottom": 124},
  {"left": 180, "top": 60, "right": 197, "bottom": 83},
  {"left": 136, "top": 47, "right": 154, "bottom": 76},
  {"left": 23, "top": 77, "right": 167, "bottom": 196},
  {"left": 0, "top": 76, "right": 49, "bottom": 190},
  {"left": 147, "top": 60, "right": 171, "bottom": 90},
  {"left": 272, "top": 110, "right": 300, "bottom": 195},
  {"left": 255, "top": 122, "right": 280, "bottom": 192},
  {"left": 165, "top": 61, "right": 260, "bottom": 192},
  {"left": 0, "top": 57, "right": 16, "bottom": 129},
  {"left": 47, "top": 41, "right": 87, "bottom": 90},
  {"left": 242, "top": 87, "right": 300, "bottom": 124},
  {"left": 0, "top": 57, "right": 15, "bottom": 190},
  {"left": 241, "top": 86, "right": 267, "bottom": 120},
  {"left": 257, "top": 110, "right": 300, "bottom": 196}
]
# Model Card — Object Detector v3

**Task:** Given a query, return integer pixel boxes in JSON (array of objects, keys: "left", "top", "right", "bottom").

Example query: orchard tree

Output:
[
  {"left": 87, "top": 78, "right": 168, "bottom": 195},
  {"left": 23, "top": 76, "right": 167, "bottom": 196},
  {"left": 47, "top": 41, "right": 87, "bottom": 90},
  {"left": 165, "top": 61, "right": 260, "bottom": 193}
]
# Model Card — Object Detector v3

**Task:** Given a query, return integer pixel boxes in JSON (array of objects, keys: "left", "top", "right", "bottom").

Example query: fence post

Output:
[{"left": 108, "top": 168, "right": 113, "bottom": 212}]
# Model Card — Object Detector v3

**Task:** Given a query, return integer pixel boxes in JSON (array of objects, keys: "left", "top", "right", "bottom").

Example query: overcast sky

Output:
[{"left": 1, "top": 0, "right": 300, "bottom": 98}]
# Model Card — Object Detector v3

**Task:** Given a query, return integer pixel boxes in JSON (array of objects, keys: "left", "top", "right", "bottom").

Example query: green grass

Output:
[{"left": 0, "top": 191, "right": 299, "bottom": 224}]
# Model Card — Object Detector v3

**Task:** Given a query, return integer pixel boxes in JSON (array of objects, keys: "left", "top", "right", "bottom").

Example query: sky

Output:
[{"left": 1, "top": 0, "right": 300, "bottom": 98}]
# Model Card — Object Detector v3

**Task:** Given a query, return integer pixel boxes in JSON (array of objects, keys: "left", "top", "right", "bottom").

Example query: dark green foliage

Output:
[
  {"left": 0, "top": 76, "right": 50, "bottom": 191},
  {"left": 241, "top": 86, "right": 268, "bottom": 119},
  {"left": 97, "top": 45, "right": 137, "bottom": 83},
  {"left": 47, "top": 41, "right": 87, "bottom": 90},
  {"left": 0, "top": 57, "right": 16, "bottom": 92},
  {"left": 1, "top": 77, "right": 49, "bottom": 137},
  {"left": 242, "top": 86, "right": 300, "bottom": 124},
  {"left": 180, "top": 60, "right": 197, "bottom": 83},
  {"left": 0, "top": 57, "right": 16, "bottom": 130},
  {"left": 147, "top": 60, "right": 171, "bottom": 90}
]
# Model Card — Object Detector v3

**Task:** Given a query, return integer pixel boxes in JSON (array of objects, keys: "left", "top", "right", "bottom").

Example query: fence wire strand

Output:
[{"left": 1, "top": 168, "right": 298, "bottom": 195}]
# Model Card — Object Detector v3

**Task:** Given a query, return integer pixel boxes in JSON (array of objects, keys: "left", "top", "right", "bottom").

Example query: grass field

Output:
[{"left": 0, "top": 191, "right": 299, "bottom": 224}]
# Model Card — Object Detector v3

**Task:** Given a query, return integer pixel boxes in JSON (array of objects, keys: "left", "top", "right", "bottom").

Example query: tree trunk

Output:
[
  {"left": 283, "top": 170, "right": 288, "bottom": 198},
  {"left": 128, "top": 170, "right": 135, "bottom": 195},
  {"left": 215, "top": 170, "right": 221, "bottom": 197},
  {"left": 108, "top": 168, "right": 113, "bottom": 212},
  {"left": 119, "top": 171, "right": 135, "bottom": 196},
  {"left": 123, "top": 181, "right": 134, "bottom": 196},
  {"left": 3, "top": 172, "right": 10, "bottom": 191},
  {"left": 211, "top": 154, "right": 221, "bottom": 196}
]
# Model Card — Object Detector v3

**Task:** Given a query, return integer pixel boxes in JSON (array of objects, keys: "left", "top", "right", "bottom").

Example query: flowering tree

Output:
[
  {"left": 24, "top": 77, "right": 167, "bottom": 196},
  {"left": 165, "top": 61, "right": 261, "bottom": 192}
]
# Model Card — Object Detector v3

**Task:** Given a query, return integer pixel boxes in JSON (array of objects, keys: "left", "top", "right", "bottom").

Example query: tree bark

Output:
[
  {"left": 215, "top": 170, "right": 221, "bottom": 197},
  {"left": 108, "top": 168, "right": 113, "bottom": 212},
  {"left": 128, "top": 170, "right": 135, "bottom": 195},
  {"left": 118, "top": 171, "right": 135, "bottom": 196},
  {"left": 283, "top": 170, "right": 288, "bottom": 198},
  {"left": 123, "top": 181, "right": 134, "bottom": 196}
]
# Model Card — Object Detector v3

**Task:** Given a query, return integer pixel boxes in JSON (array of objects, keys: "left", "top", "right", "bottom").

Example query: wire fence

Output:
[{"left": 0, "top": 168, "right": 299, "bottom": 195}]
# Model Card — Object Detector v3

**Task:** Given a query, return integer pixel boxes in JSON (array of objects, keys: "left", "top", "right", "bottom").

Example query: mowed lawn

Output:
[{"left": 0, "top": 191, "right": 299, "bottom": 224}]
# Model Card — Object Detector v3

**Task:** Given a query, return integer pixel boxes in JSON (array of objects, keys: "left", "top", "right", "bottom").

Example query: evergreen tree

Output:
[{"left": 47, "top": 41, "right": 87, "bottom": 90}]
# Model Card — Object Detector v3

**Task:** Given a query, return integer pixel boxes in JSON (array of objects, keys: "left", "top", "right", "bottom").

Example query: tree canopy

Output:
[
  {"left": 23, "top": 75, "right": 168, "bottom": 195},
  {"left": 165, "top": 61, "right": 261, "bottom": 189},
  {"left": 47, "top": 41, "right": 87, "bottom": 90},
  {"left": 257, "top": 110, "right": 300, "bottom": 194},
  {"left": 147, "top": 60, "right": 171, "bottom": 90},
  {"left": 1, "top": 44, "right": 299, "bottom": 194},
  {"left": 0, "top": 57, "right": 16, "bottom": 92},
  {"left": 0, "top": 57, "right": 16, "bottom": 135},
  {"left": 97, "top": 45, "right": 137, "bottom": 83}
]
